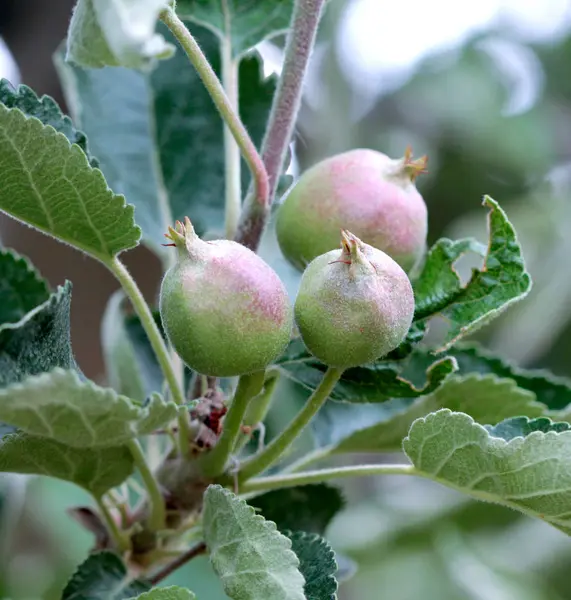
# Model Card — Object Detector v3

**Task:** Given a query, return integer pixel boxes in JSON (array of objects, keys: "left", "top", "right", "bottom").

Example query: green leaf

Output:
[
  {"left": 55, "top": 22, "right": 274, "bottom": 253},
  {"left": 63, "top": 551, "right": 150, "bottom": 599},
  {"left": 329, "top": 374, "right": 545, "bottom": 454},
  {"left": 102, "top": 292, "right": 159, "bottom": 401},
  {"left": 0, "top": 282, "right": 77, "bottom": 387},
  {"left": 250, "top": 484, "right": 344, "bottom": 535},
  {"left": 403, "top": 409, "right": 571, "bottom": 536},
  {"left": 176, "top": 0, "right": 294, "bottom": 58},
  {"left": 286, "top": 532, "right": 337, "bottom": 600},
  {"left": 0, "top": 104, "right": 140, "bottom": 261},
  {"left": 102, "top": 293, "right": 189, "bottom": 399},
  {"left": 0, "top": 78, "right": 97, "bottom": 166},
  {"left": 277, "top": 338, "right": 457, "bottom": 403},
  {"left": 0, "top": 249, "right": 50, "bottom": 326},
  {"left": 0, "top": 369, "right": 178, "bottom": 447},
  {"left": 0, "top": 432, "right": 134, "bottom": 497},
  {"left": 202, "top": 484, "right": 306, "bottom": 600},
  {"left": 485, "top": 416, "right": 571, "bottom": 440},
  {"left": 66, "top": 0, "right": 175, "bottom": 69},
  {"left": 129, "top": 587, "right": 196, "bottom": 600},
  {"left": 446, "top": 343, "right": 571, "bottom": 412},
  {"left": 413, "top": 196, "right": 531, "bottom": 351}
]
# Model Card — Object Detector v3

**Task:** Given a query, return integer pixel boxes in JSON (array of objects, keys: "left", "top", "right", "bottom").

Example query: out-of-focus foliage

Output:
[
  {"left": 4, "top": 1, "right": 571, "bottom": 598},
  {"left": 287, "top": 2, "right": 571, "bottom": 599}
]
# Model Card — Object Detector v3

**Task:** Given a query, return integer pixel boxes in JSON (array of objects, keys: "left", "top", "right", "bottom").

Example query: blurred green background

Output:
[{"left": 2, "top": 0, "right": 571, "bottom": 598}]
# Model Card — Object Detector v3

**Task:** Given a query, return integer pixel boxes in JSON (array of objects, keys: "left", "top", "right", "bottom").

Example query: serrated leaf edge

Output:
[
  {"left": 0, "top": 104, "right": 141, "bottom": 260},
  {"left": 403, "top": 408, "right": 571, "bottom": 530},
  {"left": 0, "top": 280, "right": 71, "bottom": 334}
]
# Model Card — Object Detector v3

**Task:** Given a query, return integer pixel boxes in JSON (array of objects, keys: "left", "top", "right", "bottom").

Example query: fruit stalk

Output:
[
  {"left": 199, "top": 370, "right": 265, "bottom": 477},
  {"left": 235, "top": 0, "right": 326, "bottom": 251},
  {"left": 236, "top": 366, "right": 344, "bottom": 482}
]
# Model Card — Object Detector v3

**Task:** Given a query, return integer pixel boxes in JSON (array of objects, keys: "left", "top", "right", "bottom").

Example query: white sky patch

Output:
[{"left": 337, "top": 0, "right": 571, "bottom": 110}]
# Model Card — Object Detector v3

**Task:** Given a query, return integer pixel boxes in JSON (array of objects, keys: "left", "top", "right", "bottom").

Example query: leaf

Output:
[
  {"left": 0, "top": 104, "right": 140, "bottom": 261},
  {"left": 0, "top": 432, "right": 134, "bottom": 497},
  {"left": 446, "top": 343, "right": 571, "bottom": 412},
  {"left": 0, "top": 78, "right": 97, "bottom": 166},
  {"left": 485, "top": 416, "right": 571, "bottom": 440},
  {"left": 286, "top": 532, "right": 337, "bottom": 600},
  {"left": 66, "top": 0, "right": 174, "bottom": 70},
  {"left": 129, "top": 587, "right": 196, "bottom": 600},
  {"left": 413, "top": 196, "right": 531, "bottom": 351},
  {"left": 63, "top": 551, "right": 150, "bottom": 599},
  {"left": 277, "top": 338, "right": 457, "bottom": 403},
  {"left": 329, "top": 374, "right": 545, "bottom": 454},
  {"left": 403, "top": 409, "right": 571, "bottom": 536},
  {"left": 0, "top": 369, "right": 178, "bottom": 447},
  {"left": 102, "top": 293, "right": 190, "bottom": 399},
  {"left": 0, "top": 282, "right": 77, "bottom": 387},
  {"left": 55, "top": 22, "right": 275, "bottom": 253},
  {"left": 0, "top": 248, "right": 50, "bottom": 326},
  {"left": 102, "top": 292, "right": 160, "bottom": 401},
  {"left": 250, "top": 484, "right": 344, "bottom": 535},
  {"left": 202, "top": 484, "right": 306, "bottom": 600},
  {"left": 176, "top": 0, "right": 294, "bottom": 58}
]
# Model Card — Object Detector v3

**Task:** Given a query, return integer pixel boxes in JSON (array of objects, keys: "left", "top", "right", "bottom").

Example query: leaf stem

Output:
[
  {"left": 235, "top": 0, "right": 326, "bottom": 250},
  {"left": 221, "top": 17, "right": 242, "bottom": 238},
  {"left": 127, "top": 439, "right": 166, "bottom": 532},
  {"left": 149, "top": 541, "right": 207, "bottom": 585},
  {"left": 241, "top": 464, "right": 417, "bottom": 493},
  {"left": 160, "top": 7, "right": 269, "bottom": 218},
  {"left": 199, "top": 370, "right": 265, "bottom": 477},
  {"left": 96, "top": 497, "right": 131, "bottom": 552},
  {"left": 237, "top": 366, "right": 344, "bottom": 482},
  {"left": 108, "top": 257, "right": 191, "bottom": 455}
]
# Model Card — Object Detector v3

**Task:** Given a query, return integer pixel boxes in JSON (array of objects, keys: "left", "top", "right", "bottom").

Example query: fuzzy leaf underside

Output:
[
  {"left": 202, "top": 485, "right": 306, "bottom": 600},
  {"left": 63, "top": 552, "right": 150, "bottom": 600},
  {"left": 176, "top": 0, "right": 294, "bottom": 57},
  {"left": 403, "top": 409, "right": 571, "bottom": 536},
  {"left": 0, "top": 282, "right": 77, "bottom": 387},
  {"left": 327, "top": 374, "right": 545, "bottom": 454},
  {"left": 0, "top": 369, "right": 178, "bottom": 448},
  {"left": 286, "top": 531, "right": 337, "bottom": 600},
  {"left": 0, "top": 248, "right": 50, "bottom": 327},
  {"left": 66, "top": 0, "right": 174, "bottom": 69},
  {"left": 56, "top": 22, "right": 274, "bottom": 253},
  {"left": 413, "top": 196, "right": 531, "bottom": 350},
  {"left": 0, "top": 432, "right": 134, "bottom": 497},
  {"left": 0, "top": 104, "right": 140, "bottom": 260}
]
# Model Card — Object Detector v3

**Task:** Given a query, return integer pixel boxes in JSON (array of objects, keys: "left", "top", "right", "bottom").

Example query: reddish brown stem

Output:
[
  {"left": 235, "top": 0, "right": 326, "bottom": 251},
  {"left": 149, "top": 541, "right": 207, "bottom": 585}
]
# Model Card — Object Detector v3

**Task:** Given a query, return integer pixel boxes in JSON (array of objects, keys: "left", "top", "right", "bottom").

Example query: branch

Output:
[
  {"left": 235, "top": 0, "right": 326, "bottom": 250},
  {"left": 149, "top": 541, "right": 207, "bottom": 585}
]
